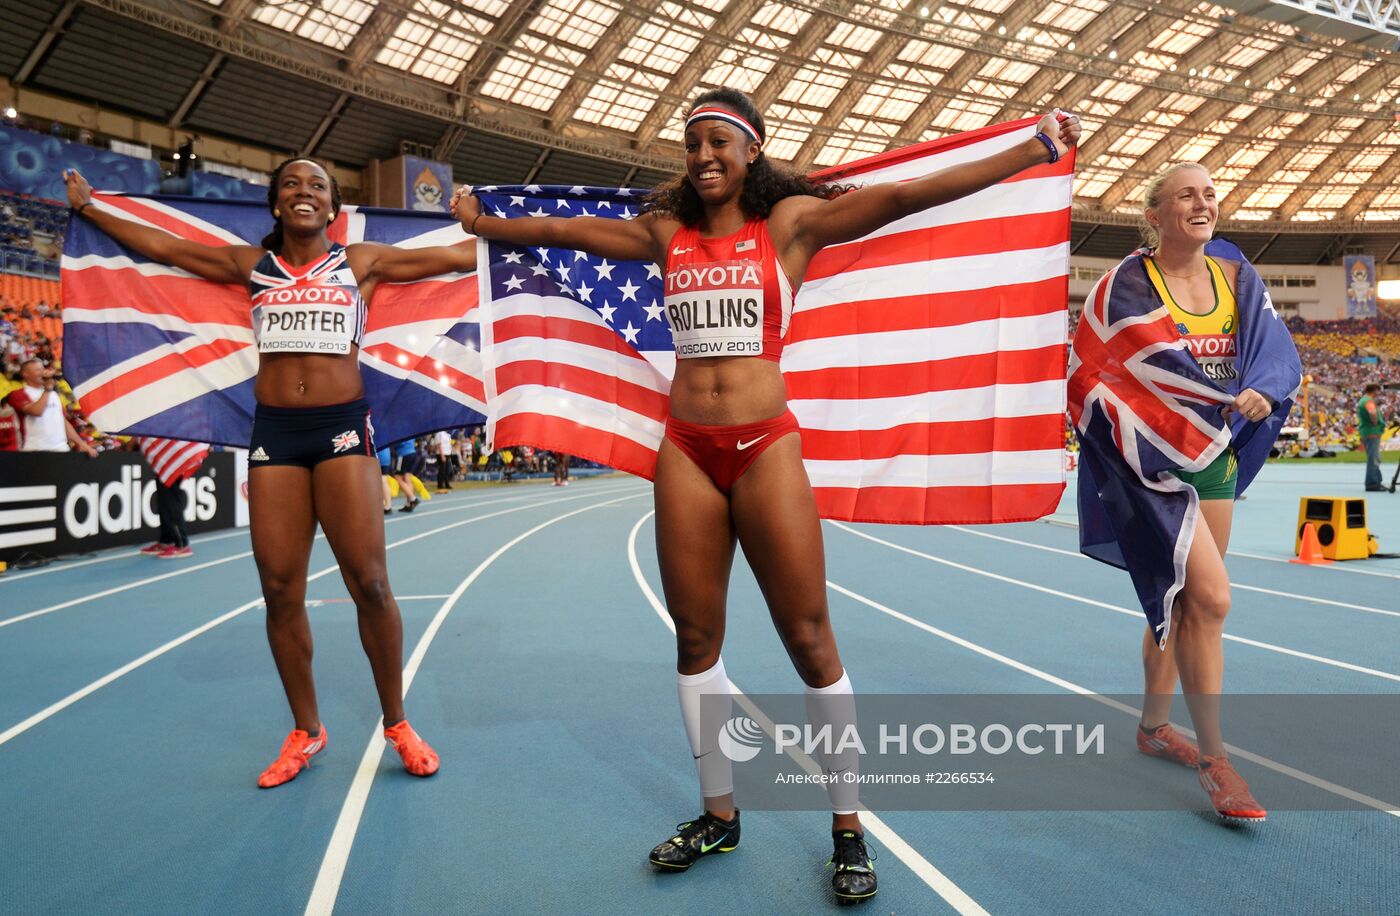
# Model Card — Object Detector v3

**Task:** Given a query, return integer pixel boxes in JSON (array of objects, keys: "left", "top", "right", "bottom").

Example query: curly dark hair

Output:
[
  {"left": 261, "top": 157, "right": 342, "bottom": 252},
  {"left": 643, "top": 88, "right": 845, "bottom": 226}
]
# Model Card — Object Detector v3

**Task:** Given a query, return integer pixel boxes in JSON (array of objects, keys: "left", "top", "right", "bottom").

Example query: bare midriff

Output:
[
  {"left": 254, "top": 351, "right": 366, "bottom": 407},
  {"left": 668, "top": 355, "right": 787, "bottom": 426}
]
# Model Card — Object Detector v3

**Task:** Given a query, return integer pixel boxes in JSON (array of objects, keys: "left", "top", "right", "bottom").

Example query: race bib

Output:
[
  {"left": 1182, "top": 333, "right": 1237, "bottom": 383},
  {"left": 255, "top": 286, "right": 356, "bottom": 355},
  {"left": 664, "top": 259, "right": 763, "bottom": 358}
]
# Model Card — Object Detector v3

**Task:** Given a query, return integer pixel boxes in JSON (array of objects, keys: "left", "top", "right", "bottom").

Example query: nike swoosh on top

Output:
[
  {"left": 700, "top": 831, "right": 731, "bottom": 853},
  {"left": 736, "top": 435, "right": 768, "bottom": 451}
]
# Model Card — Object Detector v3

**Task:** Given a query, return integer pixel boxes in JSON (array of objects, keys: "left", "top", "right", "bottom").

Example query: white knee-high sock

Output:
[
  {"left": 805, "top": 670, "right": 859, "bottom": 815},
  {"left": 678, "top": 658, "right": 734, "bottom": 800}
]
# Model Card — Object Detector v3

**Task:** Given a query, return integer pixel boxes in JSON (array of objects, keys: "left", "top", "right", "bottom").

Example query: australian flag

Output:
[
  {"left": 62, "top": 194, "right": 484, "bottom": 447},
  {"left": 1069, "top": 238, "right": 1302, "bottom": 645}
]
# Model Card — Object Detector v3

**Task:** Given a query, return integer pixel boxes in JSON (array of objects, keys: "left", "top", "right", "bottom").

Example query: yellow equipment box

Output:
[{"left": 1295, "top": 497, "right": 1374, "bottom": 560}]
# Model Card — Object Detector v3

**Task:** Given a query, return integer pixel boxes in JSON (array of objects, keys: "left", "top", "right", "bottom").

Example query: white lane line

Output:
[
  {"left": 0, "top": 479, "right": 642, "bottom": 585},
  {"left": 304, "top": 490, "right": 650, "bottom": 916},
  {"left": 625, "top": 511, "right": 989, "bottom": 916},
  {"left": 0, "top": 486, "right": 637, "bottom": 627},
  {"left": 833, "top": 522, "right": 1400, "bottom": 685},
  {"left": 1227, "top": 549, "right": 1400, "bottom": 580},
  {"left": 0, "top": 549, "right": 145, "bottom": 582},
  {"left": 0, "top": 552, "right": 257, "bottom": 629},
  {"left": 948, "top": 525, "right": 1400, "bottom": 621},
  {"left": 0, "top": 526, "right": 262, "bottom": 582},
  {"left": 0, "top": 486, "right": 648, "bottom": 749},
  {"left": 1040, "top": 514, "right": 1400, "bottom": 580},
  {"left": 303, "top": 595, "right": 453, "bottom": 607},
  {"left": 1229, "top": 584, "right": 1400, "bottom": 620},
  {"left": 825, "top": 580, "right": 1400, "bottom": 818}
]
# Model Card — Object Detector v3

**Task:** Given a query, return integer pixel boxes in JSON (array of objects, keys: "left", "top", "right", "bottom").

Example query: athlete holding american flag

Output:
[
  {"left": 456, "top": 87, "right": 1081, "bottom": 903},
  {"left": 64, "top": 159, "right": 475, "bottom": 789}
]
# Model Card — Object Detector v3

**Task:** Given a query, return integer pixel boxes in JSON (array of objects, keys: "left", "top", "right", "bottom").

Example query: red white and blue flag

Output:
[
  {"left": 476, "top": 117, "right": 1076, "bottom": 524},
  {"left": 135, "top": 436, "right": 210, "bottom": 487},
  {"left": 62, "top": 196, "right": 484, "bottom": 447},
  {"left": 1069, "top": 238, "right": 1301, "bottom": 643}
]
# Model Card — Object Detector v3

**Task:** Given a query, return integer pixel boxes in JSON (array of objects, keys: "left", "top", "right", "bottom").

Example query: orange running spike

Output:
[
  {"left": 257, "top": 727, "right": 328, "bottom": 788},
  {"left": 384, "top": 720, "right": 440, "bottom": 777}
]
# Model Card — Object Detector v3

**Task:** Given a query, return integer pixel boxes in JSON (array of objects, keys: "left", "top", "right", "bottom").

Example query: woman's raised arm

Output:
[
  {"left": 784, "top": 111, "right": 1081, "bottom": 258},
  {"left": 452, "top": 187, "right": 665, "bottom": 263},
  {"left": 353, "top": 239, "right": 477, "bottom": 285},
  {"left": 65, "top": 169, "right": 260, "bottom": 284}
]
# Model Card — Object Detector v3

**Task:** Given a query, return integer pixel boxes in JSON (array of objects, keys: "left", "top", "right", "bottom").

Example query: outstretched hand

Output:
[
  {"left": 1036, "top": 110, "right": 1082, "bottom": 160},
  {"left": 64, "top": 168, "right": 93, "bottom": 210},
  {"left": 451, "top": 186, "right": 479, "bottom": 229}
]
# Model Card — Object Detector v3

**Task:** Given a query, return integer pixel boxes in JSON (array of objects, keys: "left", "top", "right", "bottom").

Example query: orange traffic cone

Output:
[{"left": 1291, "top": 523, "right": 1332, "bottom": 565}]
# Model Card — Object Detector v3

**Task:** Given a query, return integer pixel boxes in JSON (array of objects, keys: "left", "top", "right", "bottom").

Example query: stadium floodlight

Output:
[
  {"left": 3, "top": 107, "right": 15, "bottom": 119},
  {"left": 1378, "top": 280, "right": 1400, "bottom": 301}
]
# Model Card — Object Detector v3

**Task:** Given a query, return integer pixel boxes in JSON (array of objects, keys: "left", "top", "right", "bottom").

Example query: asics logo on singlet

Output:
[
  {"left": 250, "top": 447, "right": 270, "bottom": 461},
  {"left": 717, "top": 716, "right": 765, "bottom": 762},
  {"left": 736, "top": 435, "right": 768, "bottom": 451}
]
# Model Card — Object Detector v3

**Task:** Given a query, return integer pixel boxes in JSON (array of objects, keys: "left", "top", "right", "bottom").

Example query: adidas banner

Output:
[{"left": 0, "top": 451, "right": 237, "bottom": 563}]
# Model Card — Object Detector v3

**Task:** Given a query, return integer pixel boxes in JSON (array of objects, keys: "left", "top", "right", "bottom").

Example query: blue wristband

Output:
[{"left": 1033, "top": 131, "right": 1059, "bottom": 164}]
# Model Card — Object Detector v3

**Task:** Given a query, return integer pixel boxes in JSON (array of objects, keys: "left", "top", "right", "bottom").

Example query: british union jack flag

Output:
[{"left": 62, "top": 194, "right": 484, "bottom": 447}]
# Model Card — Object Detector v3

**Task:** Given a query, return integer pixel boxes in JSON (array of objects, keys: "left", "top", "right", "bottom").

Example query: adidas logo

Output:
[{"left": 250, "top": 447, "right": 270, "bottom": 461}]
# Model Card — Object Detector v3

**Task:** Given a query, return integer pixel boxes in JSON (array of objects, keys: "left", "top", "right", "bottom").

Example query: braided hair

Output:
[
  {"left": 644, "top": 88, "right": 845, "bottom": 226},
  {"left": 260, "top": 157, "right": 342, "bottom": 252}
]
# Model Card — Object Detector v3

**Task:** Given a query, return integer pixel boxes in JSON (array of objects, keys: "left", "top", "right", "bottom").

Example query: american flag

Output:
[
  {"left": 1070, "top": 238, "right": 1301, "bottom": 642},
  {"left": 476, "top": 117, "right": 1075, "bottom": 524},
  {"left": 135, "top": 436, "right": 210, "bottom": 487},
  {"left": 62, "top": 196, "right": 485, "bottom": 447}
]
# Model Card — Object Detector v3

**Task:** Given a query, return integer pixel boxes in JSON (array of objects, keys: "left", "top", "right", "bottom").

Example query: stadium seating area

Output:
[
  {"left": 0, "top": 190, "right": 64, "bottom": 279},
  {"left": 0, "top": 275, "right": 63, "bottom": 375}
]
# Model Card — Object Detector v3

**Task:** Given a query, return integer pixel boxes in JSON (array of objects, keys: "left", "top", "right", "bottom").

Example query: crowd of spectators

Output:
[
  {"left": 1, "top": 292, "right": 62, "bottom": 376},
  {"left": 1285, "top": 309, "right": 1399, "bottom": 446},
  {"left": 1, "top": 191, "right": 65, "bottom": 278}
]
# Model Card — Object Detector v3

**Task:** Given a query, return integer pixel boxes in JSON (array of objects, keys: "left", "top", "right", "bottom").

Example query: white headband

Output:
[{"left": 685, "top": 107, "right": 762, "bottom": 142}]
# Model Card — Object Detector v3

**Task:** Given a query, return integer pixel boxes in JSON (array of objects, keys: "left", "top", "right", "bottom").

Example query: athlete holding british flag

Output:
[{"left": 65, "top": 160, "right": 475, "bottom": 788}]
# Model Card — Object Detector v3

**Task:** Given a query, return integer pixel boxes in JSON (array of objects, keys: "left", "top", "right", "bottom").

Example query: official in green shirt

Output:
[{"left": 1358, "top": 383, "right": 1387, "bottom": 492}]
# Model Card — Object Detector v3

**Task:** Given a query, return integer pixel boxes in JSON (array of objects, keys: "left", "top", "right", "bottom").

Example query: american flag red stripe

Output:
[
  {"left": 804, "top": 211, "right": 1069, "bottom": 281},
  {"left": 784, "top": 278, "right": 1066, "bottom": 340},
  {"left": 477, "top": 119, "right": 1072, "bottom": 523},
  {"left": 784, "top": 349, "right": 1065, "bottom": 400},
  {"left": 136, "top": 436, "right": 210, "bottom": 487}
]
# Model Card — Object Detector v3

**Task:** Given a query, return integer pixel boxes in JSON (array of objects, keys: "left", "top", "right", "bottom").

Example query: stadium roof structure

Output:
[{"left": 3, "top": 0, "right": 1400, "bottom": 260}]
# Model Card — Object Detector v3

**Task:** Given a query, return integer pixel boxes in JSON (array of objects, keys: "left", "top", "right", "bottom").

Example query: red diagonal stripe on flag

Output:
[{"left": 78, "top": 337, "right": 253, "bottom": 413}]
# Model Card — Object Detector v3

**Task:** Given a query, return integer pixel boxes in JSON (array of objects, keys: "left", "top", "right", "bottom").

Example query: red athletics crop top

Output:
[{"left": 662, "top": 218, "right": 794, "bottom": 361}]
